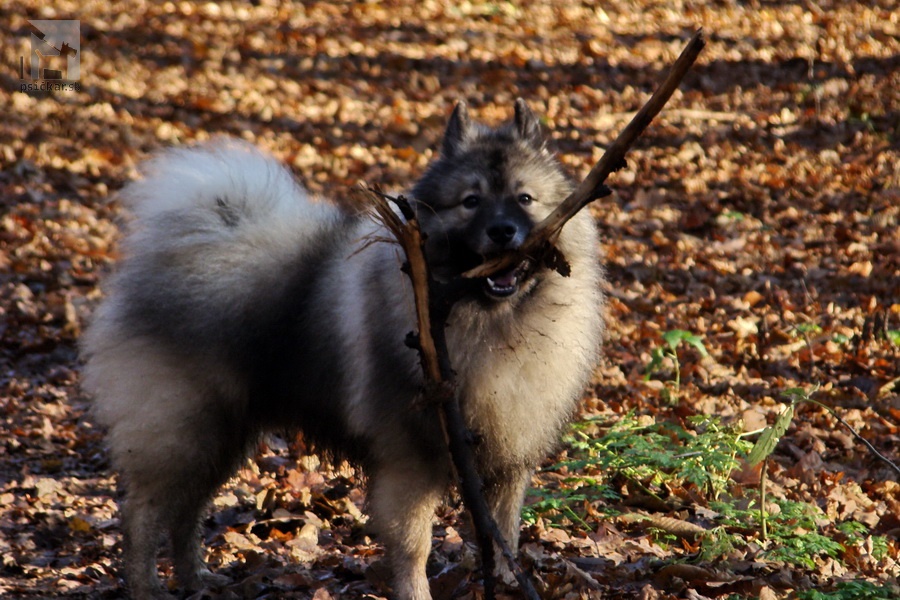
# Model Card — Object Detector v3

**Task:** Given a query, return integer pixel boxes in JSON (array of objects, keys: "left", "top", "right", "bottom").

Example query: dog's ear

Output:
[
  {"left": 442, "top": 101, "right": 472, "bottom": 158},
  {"left": 514, "top": 98, "right": 543, "bottom": 147}
]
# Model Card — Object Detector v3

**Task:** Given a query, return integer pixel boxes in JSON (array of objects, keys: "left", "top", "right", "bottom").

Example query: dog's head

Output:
[{"left": 412, "top": 99, "right": 572, "bottom": 301}]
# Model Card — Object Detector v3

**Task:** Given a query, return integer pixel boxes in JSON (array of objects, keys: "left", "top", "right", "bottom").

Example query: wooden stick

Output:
[
  {"left": 365, "top": 188, "right": 542, "bottom": 600},
  {"left": 464, "top": 29, "right": 706, "bottom": 280}
]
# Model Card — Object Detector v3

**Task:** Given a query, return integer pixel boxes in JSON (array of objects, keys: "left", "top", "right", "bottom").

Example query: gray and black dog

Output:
[{"left": 82, "top": 99, "right": 606, "bottom": 600}]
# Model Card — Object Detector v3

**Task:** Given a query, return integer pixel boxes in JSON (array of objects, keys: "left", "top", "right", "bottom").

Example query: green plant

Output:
[
  {"left": 708, "top": 499, "right": 843, "bottom": 568},
  {"left": 521, "top": 476, "right": 618, "bottom": 528},
  {"left": 721, "top": 209, "right": 746, "bottom": 222},
  {"left": 765, "top": 528, "right": 843, "bottom": 568},
  {"left": 522, "top": 487, "right": 592, "bottom": 528},
  {"left": 523, "top": 414, "right": 750, "bottom": 527},
  {"left": 835, "top": 522, "right": 891, "bottom": 562},
  {"left": 644, "top": 329, "right": 709, "bottom": 402},
  {"left": 887, "top": 329, "right": 900, "bottom": 347},
  {"left": 870, "top": 535, "right": 890, "bottom": 561},
  {"left": 797, "top": 580, "right": 899, "bottom": 600},
  {"left": 836, "top": 521, "right": 869, "bottom": 537},
  {"left": 697, "top": 525, "right": 739, "bottom": 562},
  {"left": 581, "top": 414, "right": 745, "bottom": 498}
]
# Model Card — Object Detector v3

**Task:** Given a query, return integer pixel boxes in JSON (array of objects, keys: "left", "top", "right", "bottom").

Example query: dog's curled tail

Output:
[
  {"left": 83, "top": 138, "right": 344, "bottom": 368},
  {"left": 123, "top": 137, "right": 337, "bottom": 247}
]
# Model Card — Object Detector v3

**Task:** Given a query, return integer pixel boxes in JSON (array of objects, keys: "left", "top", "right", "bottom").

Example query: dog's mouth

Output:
[{"left": 482, "top": 260, "right": 531, "bottom": 300}]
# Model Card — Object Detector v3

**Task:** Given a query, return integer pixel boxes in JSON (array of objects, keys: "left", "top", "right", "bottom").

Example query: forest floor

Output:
[{"left": 0, "top": 1, "right": 898, "bottom": 598}]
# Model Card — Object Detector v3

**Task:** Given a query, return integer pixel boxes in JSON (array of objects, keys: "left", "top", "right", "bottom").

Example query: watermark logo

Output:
[{"left": 19, "top": 19, "right": 81, "bottom": 92}]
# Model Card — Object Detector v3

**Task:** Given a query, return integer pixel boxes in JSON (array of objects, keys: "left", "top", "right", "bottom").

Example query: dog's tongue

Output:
[
  {"left": 489, "top": 269, "right": 518, "bottom": 287},
  {"left": 484, "top": 260, "right": 529, "bottom": 298}
]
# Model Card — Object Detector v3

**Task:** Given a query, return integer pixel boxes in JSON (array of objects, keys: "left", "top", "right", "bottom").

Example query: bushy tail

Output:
[
  {"left": 123, "top": 137, "right": 337, "bottom": 251},
  {"left": 83, "top": 138, "right": 345, "bottom": 366}
]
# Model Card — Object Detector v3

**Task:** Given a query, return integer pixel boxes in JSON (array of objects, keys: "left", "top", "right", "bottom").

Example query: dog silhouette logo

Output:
[{"left": 21, "top": 20, "right": 80, "bottom": 81}]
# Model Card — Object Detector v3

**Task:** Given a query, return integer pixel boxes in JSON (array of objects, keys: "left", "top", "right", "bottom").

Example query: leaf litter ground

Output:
[{"left": 0, "top": 1, "right": 898, "bottom": 598}]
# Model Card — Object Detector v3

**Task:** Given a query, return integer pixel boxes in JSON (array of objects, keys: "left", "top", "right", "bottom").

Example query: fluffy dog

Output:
[{"left": 82, "top": 99, "right": 605, "bottom": 599}]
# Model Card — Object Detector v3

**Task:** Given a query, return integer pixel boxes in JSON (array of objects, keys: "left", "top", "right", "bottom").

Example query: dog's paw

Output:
[
  {"left": 179, "top": 568, "right": 230, "bottom": 593},
  {"left": 496, "top": 562, "right": 518, "bottom": 588},
  {"left": 197, "top": 568, "right": 231, "bottom": 588},
  {"left": 131, "top": 585, "right": 178, "bottom": 600}
]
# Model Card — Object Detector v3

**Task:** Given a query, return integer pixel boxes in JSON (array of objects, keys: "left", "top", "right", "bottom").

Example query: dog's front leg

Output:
[
  {"left": 369, "top": 459, "right": 446, "bottom": 600},
  {"left": 484, "top": 467, "right": 532, "bottom": 586}
]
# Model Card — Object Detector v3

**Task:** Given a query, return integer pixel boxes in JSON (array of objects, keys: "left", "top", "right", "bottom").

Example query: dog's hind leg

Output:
[
  {"left": 119, "top": 490, "right": 174, "bottom": 600},
  {"left": 166, "top": 410, "right": 250, "bottom": 592},
  {"left": 120, "top": 422, "right": 246, "bottom": 597},
  {"left": 168, "top": 472, "right": 235, "bottom": 592},
  {"left": 105, "top": 373, "right": 249, "bottom": 598}
]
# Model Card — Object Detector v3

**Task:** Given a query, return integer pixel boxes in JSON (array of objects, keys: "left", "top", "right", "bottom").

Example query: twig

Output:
[
  {"left": 806, "top": 399, "right": 900, "bottom": 478},
  {"left": 365, "top": 187, "right": 541, "bottom": 600},
  {"left": 464, "top": 28, "right": 706, "bottom": 280},
  {"left": 760, "top": 457, "right": 768, "bottom": 541}
]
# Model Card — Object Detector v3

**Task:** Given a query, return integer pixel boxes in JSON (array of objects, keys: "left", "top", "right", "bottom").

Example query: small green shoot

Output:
[
  {"left": 721, "top": 209, "right": 746, "bottom": 222},
  {"left": 793, "top": 322, "right": 823, "bottom": 336},
  {"left": 887, "top": 329, "right": 900, "bottom": 347},
  {"left": 644, "top": 329, "right": 709, "bottom": 402},
  {"left": 831, "top": 332, "right": 852, "bottom": 345},
  {"left": 746, "top": 400, "right": 795, "bottom": 467},
  {"left": 746, "top": 396, "right": 795, "bottom": 541},
  {"left": 791, "top": 321, "right": 823, "bottom": 376}
]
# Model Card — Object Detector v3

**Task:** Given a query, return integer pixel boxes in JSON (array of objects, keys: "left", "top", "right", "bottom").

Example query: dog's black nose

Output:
[{"left": 487, "top": 222, "right": 518, "bottom": 246}]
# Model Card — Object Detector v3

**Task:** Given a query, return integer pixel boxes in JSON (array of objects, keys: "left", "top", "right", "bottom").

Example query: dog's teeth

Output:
[
  {"left": 487, "top": 276, "right": 516, "bottom": 290},
  {"left": 487, "top": 273, "right": 518, "bottom": 290}
]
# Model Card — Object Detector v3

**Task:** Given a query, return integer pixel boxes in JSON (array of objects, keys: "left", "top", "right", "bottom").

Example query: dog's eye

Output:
[
  {"left": 518, "top": 193, "right": 534, "bottom": 206},
  {"left": 462, "top": 194, "right": 480, "bottom": 209}
]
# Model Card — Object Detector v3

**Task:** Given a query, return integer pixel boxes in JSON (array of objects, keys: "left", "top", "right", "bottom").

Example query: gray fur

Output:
[{"left": 81, "top": 102, "right": 606, "bottom": 600}]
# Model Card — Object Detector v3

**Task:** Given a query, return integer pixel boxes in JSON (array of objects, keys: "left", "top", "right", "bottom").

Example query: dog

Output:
[{"left": 81, "top": 99, "right": 606, "bottom": 600}]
